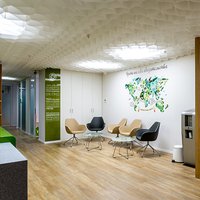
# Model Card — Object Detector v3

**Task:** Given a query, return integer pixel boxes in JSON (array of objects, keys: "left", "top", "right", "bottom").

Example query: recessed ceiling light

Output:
[
  {"left": 76, "top": 60, "right": 122, "bottom": 70},
  {"left": 2, "top": 76, "right": 18, "bottom": 81},
  {"left": 0, "top": 10, "right": 40, "bottom": 39},
  {"left": 107, "top": 45, "right": 166, "bottom": 60},
  {"left": 0, "top": 13, "right": 25, "bottom": 37}
]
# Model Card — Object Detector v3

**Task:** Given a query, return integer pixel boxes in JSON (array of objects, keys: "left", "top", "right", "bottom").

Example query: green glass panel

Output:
[{"left": 45, "top": 68, "right": 60, "bottom": 141}]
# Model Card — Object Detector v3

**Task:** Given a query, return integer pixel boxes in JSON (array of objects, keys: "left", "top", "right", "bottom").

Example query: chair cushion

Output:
[
  {"left": 88, "top": 127, "right": 104, "bottom": 132},
  {"left": 136, "top": 129, "right": 149, "bottom": 140},
  {"left": 87, "top": 117, "right": 105, "bottom": 131},
  {"left": 65, "top": 118, "right": 86, "bottom": 134}
]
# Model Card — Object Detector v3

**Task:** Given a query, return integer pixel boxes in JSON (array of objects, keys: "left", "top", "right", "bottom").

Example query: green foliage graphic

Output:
[{"left": 125, "top": 76, "right": 168, "bottom": 112}]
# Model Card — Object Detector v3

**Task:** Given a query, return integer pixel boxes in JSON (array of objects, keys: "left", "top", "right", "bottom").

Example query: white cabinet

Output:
[
  {"left": 71, "top": 72, "right": 83, "bottom": 122},
  {"left": 61, "top": 70, "right": 102, "bottom": 125},
  {"left": 61, "top": 71, "right": 72, "bottom": 121},
  {"left": 82, "top": 73, "right": 93, "bottom": 123},
  {"left": 91, "top": 74, "right": 102, "bottom": 117},
  {"left": 62, "top": 71, "right": 83, "bottom": 122},
  {"left": 82, "top": 73, "right": 102, "bottom": 123}
]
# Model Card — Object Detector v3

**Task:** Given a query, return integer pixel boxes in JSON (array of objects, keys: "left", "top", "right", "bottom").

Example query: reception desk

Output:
[{"left": 0, "top": 143, "right": 27, "bottom": 200}]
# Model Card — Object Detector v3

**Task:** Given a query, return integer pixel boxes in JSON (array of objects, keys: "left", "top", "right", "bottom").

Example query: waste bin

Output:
[{"left": 172, "top": 145, "right": 183, "bottom": 163}]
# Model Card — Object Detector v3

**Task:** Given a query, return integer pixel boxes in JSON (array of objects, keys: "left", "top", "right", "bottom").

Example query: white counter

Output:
[{"left": 0, "top": 142, "right": 27, "bottom": 164}]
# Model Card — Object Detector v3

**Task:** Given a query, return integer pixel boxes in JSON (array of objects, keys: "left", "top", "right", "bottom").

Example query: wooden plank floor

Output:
[{"left": 7, "top": 127, "right": 200, "bottom": 200}]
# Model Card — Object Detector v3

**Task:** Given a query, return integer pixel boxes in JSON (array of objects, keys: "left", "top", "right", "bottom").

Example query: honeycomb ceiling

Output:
[{"left": 0, "top": 0, "right": 199, "bottom": 78}]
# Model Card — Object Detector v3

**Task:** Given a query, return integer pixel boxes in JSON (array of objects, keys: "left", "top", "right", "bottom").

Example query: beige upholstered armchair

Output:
[
  {"left": 64, "top": 118, "right": 86, "bottom": 147},
  {"left": 119, "top": 119, "right": 142, "bottom": 137},
  {"left": 107, "top": 118, "right": 127, "bottom": 137}
]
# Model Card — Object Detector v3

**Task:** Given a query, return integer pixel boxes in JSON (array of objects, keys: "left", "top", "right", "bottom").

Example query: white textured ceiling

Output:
[{"left": 0, "top": 0, "right": 199, "bottom": 78}]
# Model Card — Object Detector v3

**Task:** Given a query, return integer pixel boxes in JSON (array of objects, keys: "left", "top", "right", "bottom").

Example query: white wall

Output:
[
  {"left": 12, "top": 84, "right": 19, "bottom": 127},
  {"left": 39, "top": 70, "right": 45, "bottom": 143},
  {"left": 103, "top": 55, "right": 195, "bottom": 152},
  {"left": 35, "top": 73, "right": 39, "bottom": 127},
  {"left": 26, "top": 78, "right": 30, "bottom": 133}
]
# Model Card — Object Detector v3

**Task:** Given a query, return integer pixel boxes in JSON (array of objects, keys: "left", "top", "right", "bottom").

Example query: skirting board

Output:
[
  {"left": 38, "top": 138, "right": 61, "bottom": 144},
  {"left": 39, "top": 135, "right": 173, "bottom": 154},
  {"left": 156, "top": 147, "right": 173, "bottom": 154}
]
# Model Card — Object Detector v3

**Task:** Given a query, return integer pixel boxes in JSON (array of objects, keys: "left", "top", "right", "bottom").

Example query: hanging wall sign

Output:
[
  {"left": 126, "top": 64, "right": 167, "bottom": 76},
  {"left": 45, "top": 68, "right": 60, "bottom": 141}
]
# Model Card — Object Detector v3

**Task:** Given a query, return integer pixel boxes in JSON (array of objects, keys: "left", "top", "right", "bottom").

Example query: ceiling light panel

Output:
[
  {"left": 0, "top": 8, "right": 41, "bottom": 39},
  {"left": 75, "top": 60, "right": 122, "bottom": 70},
  {"left": 2, "top": 76, "right": 18, "bottom": 80},
  {"left": 106, "top": 45, "right": 166, "bottom": 60},
  {"left": 0, "top": 14, "right": 25, "bottom": 36}
]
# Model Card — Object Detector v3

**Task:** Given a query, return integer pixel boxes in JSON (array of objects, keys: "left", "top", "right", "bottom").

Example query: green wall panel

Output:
[
  {"left": 45, "top": 68, "right": 60, "bottom": 141},
  {"left": 0, "top": 127, "right": 16, "bottom": 146}
]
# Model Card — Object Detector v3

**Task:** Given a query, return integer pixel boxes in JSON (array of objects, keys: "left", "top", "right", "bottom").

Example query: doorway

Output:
[
  {"left": 19, "top": 81, "right": 26, "bottom": 131},
  {"left": 30, "top": 78, "right": 35, "bottom": 135},
  {"left": 2, "top": 85, "right": 11, "bottom": 126}
]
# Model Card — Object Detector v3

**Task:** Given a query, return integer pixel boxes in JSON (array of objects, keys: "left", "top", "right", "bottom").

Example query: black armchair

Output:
[
  {"left": 87, "top": 117, "right": 105, "bottom": 132},
  {"left": 136, "top": 122, "right": 160, "bottom": 157}
]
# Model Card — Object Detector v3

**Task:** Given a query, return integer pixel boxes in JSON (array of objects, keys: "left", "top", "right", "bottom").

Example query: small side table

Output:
[
  {"left": 84, "top": 132, "right": 104, "bottom": 151},
  {"left": 112, "top": 136, "right": 136, "bottom": 159}
]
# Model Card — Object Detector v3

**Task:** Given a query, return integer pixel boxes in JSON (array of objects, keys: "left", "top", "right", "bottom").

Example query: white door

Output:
[
  {"left": 2, "top": 85, "right": 11, "bottom": 126},
  {"left": 82, "top": 73, "right": 93, "bottom": 124},
  {"left": 92, "top": 74, "right": 102, "bottom": 117},
  {"left": 61, "top": 71, "right": 72, "bottom": 120},
  {"left": 71, "top": 71, "right": 83, "bottom": 122}
]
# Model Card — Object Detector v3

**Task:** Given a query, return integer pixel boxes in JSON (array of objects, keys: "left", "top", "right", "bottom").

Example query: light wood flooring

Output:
[{"left": 6, "top": 127, "right": 200, "bottom": 200}]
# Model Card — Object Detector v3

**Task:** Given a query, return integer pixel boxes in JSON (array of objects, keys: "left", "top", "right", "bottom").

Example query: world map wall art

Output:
[{"left": 125, "top": 76, "right": 168, "bottom": 112}]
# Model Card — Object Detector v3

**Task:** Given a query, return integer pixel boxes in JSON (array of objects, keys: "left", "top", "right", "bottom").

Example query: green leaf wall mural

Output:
[{"left": 125, "top": 76, "right": 168, "bottom": 112}]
